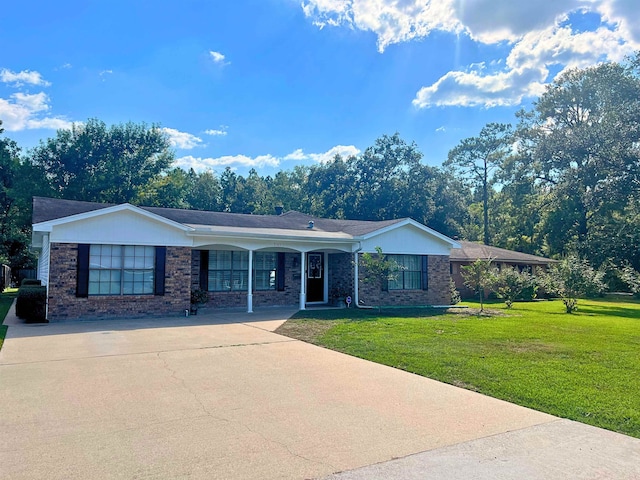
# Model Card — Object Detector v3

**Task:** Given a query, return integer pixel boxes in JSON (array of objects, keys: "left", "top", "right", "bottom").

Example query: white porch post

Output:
[
  {"left": 299, "top": 251, "right": 306, "bottom": 310},
  {"left": 353, "top": 250, "right": 359, "bottom": 306},
  {"left": 247, "top": 249, "right": 253, "bottom": 313}
]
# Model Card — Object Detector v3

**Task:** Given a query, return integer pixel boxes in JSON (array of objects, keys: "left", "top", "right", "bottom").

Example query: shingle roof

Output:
[
  {"left": 32, "top": 197, "right": 406, "bottom": 237},
  {"left": 450, "top": 240, "right": 553, "bottom": 265}
]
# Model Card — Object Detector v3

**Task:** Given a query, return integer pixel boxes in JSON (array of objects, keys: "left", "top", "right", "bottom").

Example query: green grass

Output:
[
  {"left": 0, "top": 288, "right": 17, "bottom": 351},
  {"left": 277, "top": 299, "right": 640, "bottom": 438}
]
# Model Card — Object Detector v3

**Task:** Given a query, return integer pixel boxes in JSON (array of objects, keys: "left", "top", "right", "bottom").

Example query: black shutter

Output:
[
  {"left": 199, "top": 250, "right": 209, "bottom": 291},
  {"left": 276, "top": 252, "right": 286, "bottom": 291},
  {"left": 76, "top": 244, "right": 90, "bottom": 298},
  {"left": 422, "top": 255, "right": 429, "bottom": 290},
  {"left": 382, "top": 277, "right": 389, "bottom": 292},
  {"left": 154, "top": 246, "right": 166, "bottom": 296}
]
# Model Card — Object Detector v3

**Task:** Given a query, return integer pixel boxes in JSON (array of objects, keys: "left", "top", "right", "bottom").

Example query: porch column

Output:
[
  {"left": 353, "top": 250, "right": 359, "bottom": 307},
  {"left": 247, "top": 249, "right": 253, "bottom": 313},
  {"left": 299, "top": 251, "right": 306, "bottom": 310}
]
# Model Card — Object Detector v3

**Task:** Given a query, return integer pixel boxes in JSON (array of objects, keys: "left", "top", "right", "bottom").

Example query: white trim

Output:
[
  {"left": 33, "top": 203, "right": 194, "bottom": 233},
  {"left": 299, "top": 251, "right": 306, "bottom": 310},
  {"left": 247, "top": 250, "right": 253, "bottom": 313}
]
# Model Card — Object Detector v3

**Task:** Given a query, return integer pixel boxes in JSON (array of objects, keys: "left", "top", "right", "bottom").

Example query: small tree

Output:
[
  {"left": 618, "top": 263, "right": 640, "bottom": 298},
  {"left": 359, "top": 247, "right": 402, "bottom": 308},
  {"left": 491, "top": 267, "right": 534, "bottom": 308},
  {"left": 461, "top": 258, "right": 494, "bottom": 312},
  {"left": 449, "top": 278, "right": 461, "bottom": 305},
  {"left": 542, "top": 255, "right": 606, "bottom": 313}
]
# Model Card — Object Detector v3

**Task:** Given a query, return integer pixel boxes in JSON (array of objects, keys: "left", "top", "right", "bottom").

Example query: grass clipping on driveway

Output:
[{"left": 275, "top": 300, "right": 640, "bottom": 438}]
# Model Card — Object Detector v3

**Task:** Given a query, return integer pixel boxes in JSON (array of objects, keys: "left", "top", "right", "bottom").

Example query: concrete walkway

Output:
[{"left": 1, "top": 305, "right": 639, "bottom": 479}]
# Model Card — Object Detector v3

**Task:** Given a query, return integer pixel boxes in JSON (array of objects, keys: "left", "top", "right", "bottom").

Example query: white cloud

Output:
[
  {"left": 283, "top": 145, "right": 360, "bottom": 163},
  {"left": 0, "top": 92, "right": 72, "bottom": 131},
  {"left": 161, "top": 127, "right": 204, "bottom": 150},
  {"left": 413, "top": 23, "right": 637, "bottom": 108},
  {"left": 175, "top": 145, "right": 361, "bottom": 172},
  {"left": 209, "top": 51, "right": 228, "bottom": 65},
  {"left": 302, "top": 1, "right": 640, "bottom": 109},
  {"left": 175, "top": 154, "right": 280, "bottom": 172},
  {"left": 204, "top": 127, "right": 228, "bottom": 136},
  {"left": 302, "top": 0, "right": 461, "bottom": 53},
  {"left": 0, "top": 68, "right": 51, "bottom": 87}
]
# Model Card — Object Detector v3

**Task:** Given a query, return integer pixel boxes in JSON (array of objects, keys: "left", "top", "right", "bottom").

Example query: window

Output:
[
  {"left": 208, "top": 251, "right": 249, "bottom": 291},
  {"left": 388, "top": 255, "right": 422, "bottom": 290},
  {"left": 206, "top": 250, "right": 280, "bottom": 292},
  {"left": 88, "top": 245, "right": 155, "bottom": 295},
  {"left": 254, "top": 252, "right": 277, "bottom": 291}
]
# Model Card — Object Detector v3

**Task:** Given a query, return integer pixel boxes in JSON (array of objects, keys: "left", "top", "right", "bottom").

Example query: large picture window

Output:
[
  {"left": 388, "top": 254, "right": 422, "bottom": 290},
  {"left": 88, "top": 245, "right": 155, "bottom": 295}
]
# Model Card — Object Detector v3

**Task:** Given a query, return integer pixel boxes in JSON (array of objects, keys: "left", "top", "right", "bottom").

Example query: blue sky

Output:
[{"left": 2, "top": 0, "right": 638, "bottom": 177}]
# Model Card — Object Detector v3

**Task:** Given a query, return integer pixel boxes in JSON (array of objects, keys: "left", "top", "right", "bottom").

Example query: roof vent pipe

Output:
[
  {"left": 308, "top": 221, "right": 314, "bottom": 229},
  {"left": 275, "top": 206, "right": 284, "bottom": 216}
]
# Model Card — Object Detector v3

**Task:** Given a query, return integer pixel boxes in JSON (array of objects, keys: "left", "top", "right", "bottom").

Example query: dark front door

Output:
[{"left": 306, "top": 252, "right": 324, "bottom": 302}]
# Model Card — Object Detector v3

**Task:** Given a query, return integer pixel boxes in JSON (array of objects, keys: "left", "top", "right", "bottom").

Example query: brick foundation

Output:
[{"left": 47, "top": 243, "right": 191, "bottom": 321}]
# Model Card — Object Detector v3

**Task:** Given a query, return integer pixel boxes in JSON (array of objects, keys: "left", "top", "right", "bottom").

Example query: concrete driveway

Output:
[{"left": 1, "top": 306, "right": 639, "bottom": 479}]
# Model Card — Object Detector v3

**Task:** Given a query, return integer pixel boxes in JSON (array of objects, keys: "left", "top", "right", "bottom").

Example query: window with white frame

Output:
[
  {"left": 388, "top": 254, "right": 422, "bottom": 290},
  {"left": 89, "top": 245, "right": 155, "bottom": 295}
]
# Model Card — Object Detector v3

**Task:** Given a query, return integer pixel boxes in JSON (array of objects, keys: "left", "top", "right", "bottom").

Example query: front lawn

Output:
[{"left": 276, "top": 299, "right": 640, "bottom": 438}]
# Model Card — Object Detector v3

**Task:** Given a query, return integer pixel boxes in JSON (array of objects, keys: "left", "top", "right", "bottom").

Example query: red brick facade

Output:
[
  {"left": 47, "top": 243, "right": 191, "bottom": 321},
  {"left": 357, "top": 254, "right": 451, "bottom": 306},
  {"left": 191, "top": 250, "right": 301, "bottom": 309},
  {"left": 46, "top": 245, "right": 452, "bottom": 320}
]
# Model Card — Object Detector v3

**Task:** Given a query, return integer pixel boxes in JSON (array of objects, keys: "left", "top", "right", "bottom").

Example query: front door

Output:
[{"left": 306, "top": 252, "right": 324, "bottom": 302}]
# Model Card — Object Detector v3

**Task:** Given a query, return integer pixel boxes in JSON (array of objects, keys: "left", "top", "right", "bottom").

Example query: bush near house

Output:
[{"left": 16, "top": 284, "right": 47, "bottom": 323}]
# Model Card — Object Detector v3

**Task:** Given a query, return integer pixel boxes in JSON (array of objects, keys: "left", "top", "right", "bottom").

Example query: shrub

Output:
[
  {"left": 490, "top": 267, "right": 534, "bottom": 308},
  {"left": 540, "top": 255, "right": 606, "bottom": 313},
  {"left": 16, "top": 285, "right": 47, "bottom": 323}
]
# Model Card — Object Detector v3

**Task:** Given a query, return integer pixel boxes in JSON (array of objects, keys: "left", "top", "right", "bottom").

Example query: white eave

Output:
[
  {"left": 33, "top": 203, "right": 195, "bottom": 233},
  {"left": 186, "top": 224, "right": 355, "bottom": 242}
]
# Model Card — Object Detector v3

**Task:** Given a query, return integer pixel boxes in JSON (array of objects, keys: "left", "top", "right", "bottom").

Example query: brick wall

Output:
[
  {"left": 47, "top": 243, "right": 191, "bottom": 321},
  {"left": 328, "top": 253, "right": 354, "bottom": 305},
  {"left": 191, "top": 250, "right": 301, "bottom": 309},
  {"left": 357, "top": 254, "right": 451, "bottom": 306}
]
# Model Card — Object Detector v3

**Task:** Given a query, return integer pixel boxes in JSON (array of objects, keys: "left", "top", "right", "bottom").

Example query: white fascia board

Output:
[
  {"left": 33, "top": 203, "right": 194, "bottom": 233},
  {"left": 186, "top": 225, "right": 353, "bottom": 241},
  {"left": 357, "top": 218, "right": 461, "bottom": 248}
]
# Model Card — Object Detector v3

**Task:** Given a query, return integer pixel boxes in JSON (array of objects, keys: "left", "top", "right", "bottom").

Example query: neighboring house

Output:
[
  {"left": 450, "top": 240, "right": 554, "bottom": 297},
  {"left": 31, "top": 197, "right": 461, "bottom": 321}
]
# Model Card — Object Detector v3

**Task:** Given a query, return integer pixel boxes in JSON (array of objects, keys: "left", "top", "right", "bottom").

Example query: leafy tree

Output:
[
  {"left": 0, "top": 121, "right": 51, "bottom": 269},
  {"left": 27, "top": 118, "right": 174, "bottom": 203},
  {"left": 490, "top": 267, "right": 534, "bottom": 308},
  {"left": 515, "top": 58, "right": 640, "bottom": 264},
  {"left": 618, "top": 263, "right": 640, "bottom": 297},
  {"left": 541, "top": 255, "right": 606, "bottom": 313},
  {"left": 445, "top": 123, "right": 513, "bottom": 245},
  {"left": 359, "top": 246, "right": 402, "bottom": 308},
  {"left": 460, "top": 258, "right": 495, "bottom": 312}
]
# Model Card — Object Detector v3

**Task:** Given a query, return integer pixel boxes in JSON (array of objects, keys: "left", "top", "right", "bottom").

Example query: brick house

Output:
[
  {"left": 31, "top": 197, "right": 461, "bottom": 321},
  {"left": 450, "top": 240, "right": 554, "bottom": 298}
]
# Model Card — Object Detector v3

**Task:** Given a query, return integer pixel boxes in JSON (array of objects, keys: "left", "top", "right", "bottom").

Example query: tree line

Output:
[{"left": 1, "top": 53, "right": 639, "bottom": 285}]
